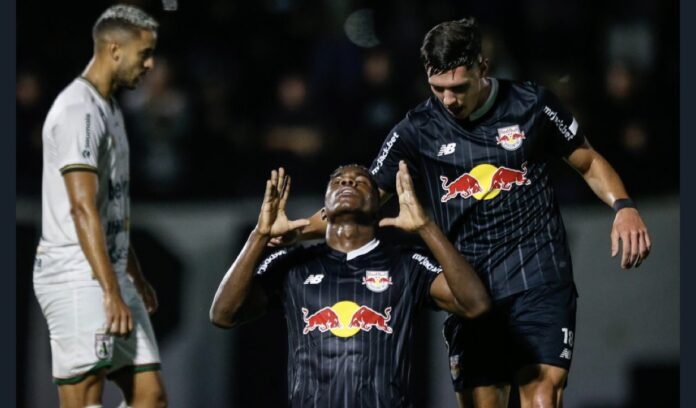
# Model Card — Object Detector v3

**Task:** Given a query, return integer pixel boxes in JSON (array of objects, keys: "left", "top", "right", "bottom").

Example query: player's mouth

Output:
[{"left": 337, "top": 187, "right": 358, "bottom": 198}]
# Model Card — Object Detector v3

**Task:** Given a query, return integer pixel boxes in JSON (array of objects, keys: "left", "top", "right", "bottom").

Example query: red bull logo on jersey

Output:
[
  {"left": 362, "top": 271, "right": 393, "bottom": 293},
  {"left": 496, "top": 125, "right": 526, "bottom": 151},
  {"left": 439, "top": 162, "right": 531, "bottom": 202},
  {"left": 301, "top": 301, "right": 393, "bottom": 338}
]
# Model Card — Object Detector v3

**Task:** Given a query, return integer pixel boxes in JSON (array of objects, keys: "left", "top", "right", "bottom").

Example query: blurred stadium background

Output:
[{"left": 16, "top": 0, "right": 679, "bottom": 407}]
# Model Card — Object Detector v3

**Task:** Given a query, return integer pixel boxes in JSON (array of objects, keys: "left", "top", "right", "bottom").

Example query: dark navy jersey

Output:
[
  {"left": 369, "top": 79, "right": 585, "bottom": 300},
  {"left": 255, "top": 240, "right": 441, "bottom": 408}
]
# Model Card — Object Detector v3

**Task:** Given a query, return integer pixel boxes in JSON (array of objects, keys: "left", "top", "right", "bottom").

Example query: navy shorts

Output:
[{"left": 444, "top": 281, "right": 578, "bottom": 391}]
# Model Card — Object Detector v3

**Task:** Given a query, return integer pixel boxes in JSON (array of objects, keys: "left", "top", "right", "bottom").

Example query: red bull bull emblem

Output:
[
  {"left": 496, "top": 124, "right": 526, "bottom": 151},
  {"left": 301, "top": 301, "right": 393, "bottom": 337},
  {"left": 439, "top": 162, "right": 531, "bottom": 202},
  {"left": 362, "top": 270, "right": 393, "bottom": 293}
]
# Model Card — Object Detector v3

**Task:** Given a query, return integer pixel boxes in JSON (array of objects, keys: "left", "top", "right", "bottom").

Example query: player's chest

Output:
[{"left": 287, "top": 266, "right": 405, "bottom": 337}]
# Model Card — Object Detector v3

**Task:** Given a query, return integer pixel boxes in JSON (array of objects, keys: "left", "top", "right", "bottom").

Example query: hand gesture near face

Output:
[
  {"left": 379, "top": 161, "right": 431, "bottom": 232},
  {"left": 256, "top": 167, "right": 310, "bottom": 238}
]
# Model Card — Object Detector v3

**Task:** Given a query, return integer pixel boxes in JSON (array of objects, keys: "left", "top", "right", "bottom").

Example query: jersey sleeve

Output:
[
  {"left": 254, "top": 247, "right": 296, "bottom": 307},
  {"left": 53, "top": 103, "right": 107, "bottom": 174},
  {"left": 408, "top": 251, "right": 443, "bottom": 310},
  {"left": 368, "top": 119, "right": 419, "bottom": 193},
  {"left": 537, "top": 87, "right": 586, "bottom": 157}
]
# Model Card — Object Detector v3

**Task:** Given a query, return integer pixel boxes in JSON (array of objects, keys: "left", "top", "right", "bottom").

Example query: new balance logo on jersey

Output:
[
  {"left": 559, "top": 348, "right": 572, "bottom": 360},
  {"left": 438, "top": 143, "right": 456, "bottom": 156},
  {"left": 304, "top": 274, "right": 324, "bottom": 285}
]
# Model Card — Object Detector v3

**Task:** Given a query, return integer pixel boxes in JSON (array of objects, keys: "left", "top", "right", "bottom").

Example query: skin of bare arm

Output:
[
  {"left": 210, "top": 168, "right": 309, "bottom": 328},
  {"left": 565, "top": 141, "right": 652, "bottom": 268},
  {"left": 64, "top": 171, "right": 133, "bottom": 336}
]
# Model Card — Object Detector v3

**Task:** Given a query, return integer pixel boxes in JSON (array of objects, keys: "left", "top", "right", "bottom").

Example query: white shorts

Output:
[{"left": 34, "top": 278, "right": 161, "bottom": 385}]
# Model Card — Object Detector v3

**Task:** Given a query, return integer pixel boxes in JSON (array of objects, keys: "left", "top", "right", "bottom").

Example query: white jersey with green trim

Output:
[{"left": 35, "top": 78, "right": 130, "bottom": 285}]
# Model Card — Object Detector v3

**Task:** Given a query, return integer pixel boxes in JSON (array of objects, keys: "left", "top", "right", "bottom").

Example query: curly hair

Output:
[{"left": 92, "top": 4, "right": 158, "bottom": 42}]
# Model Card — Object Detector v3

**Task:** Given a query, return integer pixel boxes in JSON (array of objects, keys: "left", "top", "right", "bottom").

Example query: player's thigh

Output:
[
  {"left": 108, "top": 280, "right": 162, "bottom": 374},
  {"left": 112, "top": 369, "right": 167, "bottom": 405},
  {"left": 443, "top": 309, "right": 512, "bottom": 397},
  {"left": 508, "top": 281, "right": 577, "bottom": 374},
  {"left": 516, "top": 363, "right": 568, "bottom": 408},
  {"left": 35, "top": 283, "right": 114, "bottom": 386},
  {"left": 57, "top": 368, "right": 107, "bottom": 408},
  {"left": 456, "top": 384, "right": 510, "bottom": 408},
  {"left": 108, "top": 279, "right": 165, "bottom": 403}
]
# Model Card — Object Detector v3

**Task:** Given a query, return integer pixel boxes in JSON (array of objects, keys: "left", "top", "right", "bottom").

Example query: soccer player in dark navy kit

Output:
[
  {"left": 295, "top": 17, "right": 652, "bottom": 408},
  {"left": 210, "top": 163, "right": 490, "bottom": 408}
]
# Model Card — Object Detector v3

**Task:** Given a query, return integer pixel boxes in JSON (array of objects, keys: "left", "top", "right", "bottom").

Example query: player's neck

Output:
[
  {"left": 474, "top": 77, "right": 491, "bottom": 111},
  {"left": 82, "top": 57, "right": 117, "bottom": 101},
  {"left": 325, "top": 220, "right": 376, "bottom": 254}
]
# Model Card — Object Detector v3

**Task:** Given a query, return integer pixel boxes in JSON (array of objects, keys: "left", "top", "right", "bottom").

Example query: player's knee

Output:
[
  {"left": 131, "top": 386, "right": 167, "bottom": 408},
  {"left": 521, "top": 380, "right": 562, "bottom": 408}
]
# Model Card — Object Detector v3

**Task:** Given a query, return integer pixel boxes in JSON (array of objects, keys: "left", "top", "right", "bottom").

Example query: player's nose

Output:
[
  {"left": 442, "top": 90, "right": 456, "bottom": 106},
  {"left": 340, "top": 178, "right": 356, "bottom": 187}
]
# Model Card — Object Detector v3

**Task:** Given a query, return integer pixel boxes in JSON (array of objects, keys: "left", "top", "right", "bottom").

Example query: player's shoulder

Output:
[
  {"left": 502, "top": 79, "right": 546, "bottom": 104},
  {"left": 387, "top": 244, "right": 442, "bottom": 273},
  {"left": 404, "top": 97, "right": 442, "bottom": 128},
  {"left": 256, "top": 243, "right": 328, "bottom": 275},
  {"left": 48, "top": 79, "right": 106, "bottom": 122}
]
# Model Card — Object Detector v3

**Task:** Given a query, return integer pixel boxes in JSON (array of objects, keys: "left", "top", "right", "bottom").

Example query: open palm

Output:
[
  {"left": 379, "top": 161, "right": 430, "bottom": 232},
  {"left": 257, "top": 167, "right": 310, "bottom": 237}
]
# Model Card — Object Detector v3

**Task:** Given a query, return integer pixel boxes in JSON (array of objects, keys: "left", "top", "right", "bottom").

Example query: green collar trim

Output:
[{"left": 469, "top": 77, "right": 499, "bottom": 121}]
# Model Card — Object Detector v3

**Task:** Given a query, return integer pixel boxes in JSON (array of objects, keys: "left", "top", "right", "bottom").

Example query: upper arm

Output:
[
  {"left": 54, "top": 103, "right": 106, "bottom": 174},
  {"left": 537, "top": 87, "right": 586, "bottom": 159},
  {"left": 63, "top": 171, "right": 99, "bottom": 211},
  {"left": 369, "top": 120, "right": 419, "bottom": 194},
  {"left": 428, "top": 274, "right": 460, "bottom": 313},
  {"left": 564, "top": 140, "right": 598, "bottom": 175}
]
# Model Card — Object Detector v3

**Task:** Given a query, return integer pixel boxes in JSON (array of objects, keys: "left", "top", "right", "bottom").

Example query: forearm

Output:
[
  {"left": 583, "top": 156, "right": 630, "bottom": 206},
  {"left": 71, "top": 205, "right": 120, "bottom": 294},
  {"left": 126, "top": 246, "right": 146, "bottom": 281},
  {"left": 210, "top": 229, "right": 270, "bottom": 327},
  {"left": 418, "top": 221, "right": 489, "bottom": 315}
]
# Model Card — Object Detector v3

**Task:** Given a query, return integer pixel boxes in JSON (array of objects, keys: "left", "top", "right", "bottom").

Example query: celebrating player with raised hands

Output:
[{"left": 211, "top": 164, "right": 489, "bottom": 407}]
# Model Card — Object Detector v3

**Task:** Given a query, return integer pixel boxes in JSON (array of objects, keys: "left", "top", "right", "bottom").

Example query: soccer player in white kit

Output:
[{"left": 33, "top": 5, "right": 167, "bottom": 407}]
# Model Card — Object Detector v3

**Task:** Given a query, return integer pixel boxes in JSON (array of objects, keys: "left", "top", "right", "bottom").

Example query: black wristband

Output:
[{"left": 612, "top": 198, "right": 636, "bottom": 212}]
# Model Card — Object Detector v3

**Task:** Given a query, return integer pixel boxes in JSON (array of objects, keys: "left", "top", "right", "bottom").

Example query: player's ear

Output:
[
  {"left": 478, "top": 56, "right": 489, "bottom": 77},
  {"left": 109, "top": 42, "right": 122, "bottom": 63}
]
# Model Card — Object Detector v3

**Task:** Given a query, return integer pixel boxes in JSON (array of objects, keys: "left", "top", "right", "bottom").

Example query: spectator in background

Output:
[
  {"left": 262, "top": 72, "right": 329, "bottom": 193},
  {"left": 122, "top": 58, "right": 192, "bottom": 198},
  {"left": 17, "top": 70, "right": 47, "bottom": 195}
]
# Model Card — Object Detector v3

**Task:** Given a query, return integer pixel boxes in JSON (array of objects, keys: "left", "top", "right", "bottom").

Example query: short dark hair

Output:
[
  {"left": 92, "top": 4, "right": 159, "bottom": 42},
  {"left": 420, "top": 17, "right": 482, "bottom": 76},
  {"left": 329, "top": 164, "right": 379, "bottom": 195}
]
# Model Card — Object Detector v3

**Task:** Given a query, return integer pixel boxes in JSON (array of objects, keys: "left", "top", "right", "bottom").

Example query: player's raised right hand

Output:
[
  {"left": 256, "top": 167, "right": 310, "bottom": 238},
  {"left": 103, "top": 290, "right": 133, "bottom": 337}
]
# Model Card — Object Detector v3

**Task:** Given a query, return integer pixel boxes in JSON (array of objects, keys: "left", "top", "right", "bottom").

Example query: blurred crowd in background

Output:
[{"left": 16, "top": 0, "right": 678, "bottom": 203}]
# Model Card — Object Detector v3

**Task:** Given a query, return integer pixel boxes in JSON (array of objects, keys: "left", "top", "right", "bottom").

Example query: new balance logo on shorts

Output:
[{"left": 559, "top": 348, "right": 572, "bottom": 360}]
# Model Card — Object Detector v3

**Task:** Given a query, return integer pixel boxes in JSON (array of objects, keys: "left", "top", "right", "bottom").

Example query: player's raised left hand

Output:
[
  {"left": 256, "top": 167, "right": 310, "bottom": 238},
  {"left": 611, "top": 208, "right": 651, "bottom": 268},
  {"left": 379, "top": 161, "right": 431, "bottom": 232}
]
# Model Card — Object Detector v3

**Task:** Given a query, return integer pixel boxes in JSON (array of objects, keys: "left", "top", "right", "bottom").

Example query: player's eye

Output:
[
  {"left": 431, "top": 86, "right": 444, "bottom": 93},
  {"left": 451, "top": 84, "right": 469, "bottom": 93}
]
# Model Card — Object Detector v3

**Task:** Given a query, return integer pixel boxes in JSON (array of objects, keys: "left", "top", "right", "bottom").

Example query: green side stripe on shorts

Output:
[{"left": 53, "top": 360, "right": 111, "bottom": 385}]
